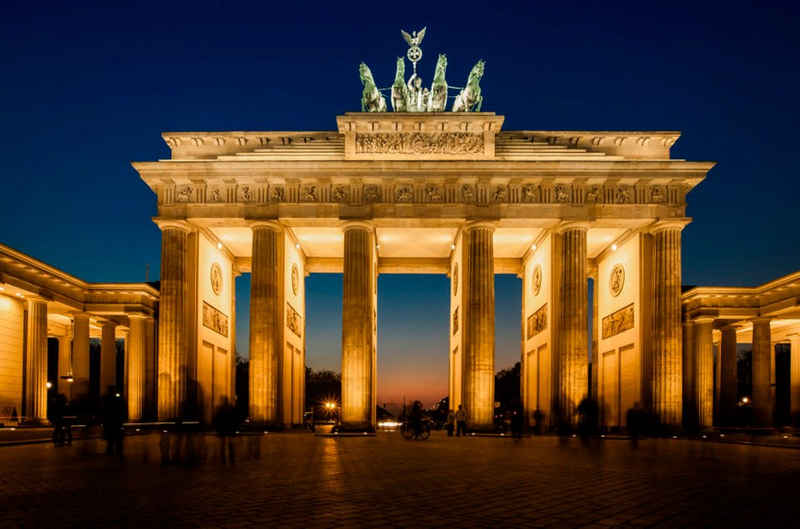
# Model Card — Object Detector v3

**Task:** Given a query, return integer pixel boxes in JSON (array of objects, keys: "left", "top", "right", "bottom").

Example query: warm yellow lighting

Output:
[
  {"left": 67, "top": 377, "right": 74, "bottom": 383},
  {"left": 376, "top": 244, "right": 380, "bottom": 249},
  {"left": 741, "top": 396, "right": 749, "bottom": 404},
  {"left": 0, "top": 286, "right": 4, "bottom": 291},
  {"left": 46, "top": 381, "right": 52, "bottom": 389},
  {"left": 450, "top": 243, "right": 456, "bottom": 250},
  {"left": 611, "top": 243, "right": 618, "bottom": 251},
  {"left": 115, "top": 392, "right": 121, "bottom": 398},
  {"left": 531, "top": 244, "right": 537, "bottom": 251},
  {"left": 217, "top": 242, "right": 222, "bottom": 250},
  {"left": 295, "top": 243, "right": 300, "bottom": 249},
  {"left": 15, "top": 293, "right": 22, "bottom": 297}
]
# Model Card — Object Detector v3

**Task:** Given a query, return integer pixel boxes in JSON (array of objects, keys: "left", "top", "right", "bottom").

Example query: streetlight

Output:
[{"left": 46, "top": 381, "right": 52, "bottom": 389}]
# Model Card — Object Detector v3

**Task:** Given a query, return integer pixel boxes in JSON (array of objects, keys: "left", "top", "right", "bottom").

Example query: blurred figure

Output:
[
  {"left": 510, "top": 400, "right": 524, "bottom": 439},
  {"left": 627, "top": 401, "right": 644, "bottom": 448},
  {"left": 577, "top": 397, "right": 600, "bottom": 442},
  {"left": 102, "top": 387, "right": 126, "bottom": 457},
  {"left": 50, "top": 393, "right": 68, "bottom": 446},
  {"left": 446, "top": 409, "right": 456, "bottom": 437},
  {"left": 408, "top": 401, "right": 424, "bottom": 437},
  {"left": 455, "top": 405, "right": 467, "bottom": 437},
  {"left": 214, "top": 397, "right": 237, "bottom": 465}
]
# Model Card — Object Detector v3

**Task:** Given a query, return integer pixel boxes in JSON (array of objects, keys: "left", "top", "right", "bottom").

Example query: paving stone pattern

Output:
[{"left": 1, "top": 432, "right": 798, "bottom": 528}]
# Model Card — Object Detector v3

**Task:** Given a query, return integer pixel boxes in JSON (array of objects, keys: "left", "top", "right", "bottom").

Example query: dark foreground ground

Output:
[{"left": 1, "top": 431, "right": 799, "bottom": 528}]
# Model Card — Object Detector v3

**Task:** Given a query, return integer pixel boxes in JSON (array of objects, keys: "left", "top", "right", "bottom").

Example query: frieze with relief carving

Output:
[
  {"left": 363, "top": 184, "right": 380, "bottom": 203},
  {"left": 601, "top": 303, "right": 634, "bottom": 339},
  {"left": 202, "top": 301, "right": 228, "bottom": 337},
  {"left": 286, "top": 303, "right": 302, "bottom": 338},
  {"left": 526, "top": 304, "right": 547, "bottom": 339},
  {"left": 355, "top": 132, "right": 484, "bottom": 155}
]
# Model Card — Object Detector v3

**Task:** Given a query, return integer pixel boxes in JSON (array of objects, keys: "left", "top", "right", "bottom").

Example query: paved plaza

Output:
[{"left": 1, "top": 432, "right": 799, "bottom": 528}]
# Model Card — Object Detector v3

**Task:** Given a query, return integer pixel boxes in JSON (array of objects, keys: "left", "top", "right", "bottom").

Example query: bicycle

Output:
[{"left": 400, "top": 419, "right": 431, "bottom": 440}]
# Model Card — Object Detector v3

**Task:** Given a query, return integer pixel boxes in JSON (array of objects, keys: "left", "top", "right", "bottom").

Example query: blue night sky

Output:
[{"left": 2, "top": 1, "right": 799, "bottom": 404}]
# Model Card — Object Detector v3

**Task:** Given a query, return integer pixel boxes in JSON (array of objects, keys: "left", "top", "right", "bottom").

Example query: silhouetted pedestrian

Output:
[
  {"left": 446, "top": 409, "right": 456, "bottom": 437},
  {"left": 50, "top": 393, "right": 68, "bottom": 446},
  {"left": 627, "top": 401, "right": 644, "bottom": 448},
  {"left": 102, "top": 387, "right": 125, "bottom": 457},
  {"left": 510, "top": 401, "right": 523, "bottom": 439},
  {"left": 455, "top": 405, "right": 467, "bottom": 437},
  {"left": 214, "top": 397, "right": 237, "bottom": 465}
]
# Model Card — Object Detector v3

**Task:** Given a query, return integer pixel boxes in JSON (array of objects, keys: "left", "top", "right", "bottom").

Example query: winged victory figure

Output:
[{"left": 401, "top": 27, "right": 426, "bottom": 48}]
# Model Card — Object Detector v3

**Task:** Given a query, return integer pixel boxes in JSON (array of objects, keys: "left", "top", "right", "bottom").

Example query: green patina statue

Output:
[
  {"left": 359, "top": 62, "right": 387, "bottom": 112},
  {"left": 452, "top": 60, "right": 485, "bottom": 112},
  {"left": 391, "top": 57, "right": 408, "bottom": 112},
  {"left": 427, "top": 54, "right": 448, "bottom": 112}
]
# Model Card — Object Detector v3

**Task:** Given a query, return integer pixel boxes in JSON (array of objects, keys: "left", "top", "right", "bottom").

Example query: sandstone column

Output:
[
  {"left": 100, "top": 321, "right": 117, "bottom": 395},
  {"left": 249, "top": 221, "right": 283, "bottom": 426},
  {"left": 462, "top": 222, "right": 495, "bottom": 431},
  {"left": 126, "top": 314, "right": 147, "bottom": 420},
  {"left": 694, "top": 319, "right": 714, "bottom": 429},
  {"left": 341, "top": 222, "right": 376, "bottom": 431},
  {"left": 682, "top": 320, "right": 696, "bottom": 427},
  {"left": 752, "top": 318, "right": 772, "bottom": 426},
  {"left": 650, "top": 222, "right": 684, "bottom": 428},
  {"left": 790, "top": 334, "right": 800, "bottom": 424},
  {"left": 25, "top": 297, "right": 48, "bottom": 422},
  {"left": 554, "top": 224, "right": 588, "bottom": 427},
  {"left": 719, "top": 325, "right": 738, "bottom": 425},
  {"left": 145, "top": 316, "right": 156, "bottom": 418},
  {"left": 57, "top": 333, "right": 73, "bottom": 398},
  {"left": 590, "top": 270, "right": 599, "bottom": 401},
  {"left": 157, "top": 221, "right": 190, "bottom": 419},
  {"left": 71, "top": 313, "right": 91, "bottom": 400}
]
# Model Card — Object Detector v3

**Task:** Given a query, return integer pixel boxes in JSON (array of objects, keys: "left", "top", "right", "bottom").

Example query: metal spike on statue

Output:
[{"left": 358, "top": 27, "right": 485, "bottom": 113}]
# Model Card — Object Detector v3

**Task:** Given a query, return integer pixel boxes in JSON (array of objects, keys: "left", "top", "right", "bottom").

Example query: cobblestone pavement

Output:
[{"left": 1, "top": 431, "right": 799, "bottom": 528}]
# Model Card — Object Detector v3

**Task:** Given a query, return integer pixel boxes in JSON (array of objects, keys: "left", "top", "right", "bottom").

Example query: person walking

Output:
[
  {"left": 102, "top": 387, "right": 126, "bottom": 457},
  {"left": 455, "top": 404, "right": 467, "bottom": 437},
  {"left": 446, "top": 409, "right": 456, "bottom": 437}
]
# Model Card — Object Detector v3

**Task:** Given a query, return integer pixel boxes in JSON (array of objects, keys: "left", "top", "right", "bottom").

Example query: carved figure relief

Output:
[
  {"left": 210, "top": 263, "right": 223, "bottom": 296},
  {"left": 526, "top": 304, "right": 547, "bottom": 339},
  {"left": 363, "top": 184, "right": 380, "bottom": 203},
  {"left": 453, "top": 307, "right": 459, "bottom": 335},
  {"left": 554, "top": 184, "right": 571, "bottom": 203},
  {"left": 202, "top": 302, "right": 228, "bottom": 337},
  {"left": 609, "top": 264, "right": 625, "bottom": 297},
  {"left": 453, "top": 264, "right": 459, "bottom": 296},
  {"left": 425, "top": 184, "right": 443, "bottom": 202},
  {"left": 332, "top": 185, "right": 348, "bottom": 202},
  {"left": 286, "top": 303, "right": 302, "bottom": 338},
  {"left": 291, "top": 263, "right": 299, "bottom": 296},
  {"left": 602, "top": 303, "right": 634, "bottom": 339},
  {"left": 492, "top": 185, "right": 507, "bottom": 203},
  {"left": 302, "top": 185, "right": 318, "bottom": 202},
  {"left": 238, "top": 185, "right": 252, "bottom": 202},
  {"left": 614, "top": 185, "right": 633, "bottom": 204},
  {"left": 175, "top": 185, "right": 192, "bottom": 203},
  {"left": 532, "top": 264, "right": 542, "bottom": 296},
  {"left": 521, "top": 184, "right": 539, "bottom": 203},
  {"left": 461, "top": 184, "right": 475, "bottom": 203},
  {"left": 650, "top": 185, "right": 665, "bottom": 203},
  {"left": 271, "top": 185, "right": 285, "bottom": 202},
  {"left": 585, "top": 185, "right": 602, "bottom": 203},
  {"left": 354, "top": 132, "right": 484, "bottom": 155},
  {"left": 395, "top": 185, "right": 413, "bottom": 202}
]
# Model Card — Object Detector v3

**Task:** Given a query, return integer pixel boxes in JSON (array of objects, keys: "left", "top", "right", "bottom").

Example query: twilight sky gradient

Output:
[{"left": 2, "top": 1, "right": 799, "bottom": 406}]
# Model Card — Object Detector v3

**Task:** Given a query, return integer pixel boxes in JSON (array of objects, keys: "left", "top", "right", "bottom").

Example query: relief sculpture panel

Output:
[
  {"left": 286, "top": 302, "right": 302, "bottom": 338},
  {"left": 601, "top": 303, "right": 634, "bottom": 339},
  {"left": 202, "top": 301, "right": 229, "bottom": 337},
  {"left": 355, "top": 132, "right": 484, "bottom": 155},
  {"left": 526, "top": 304, "right": 547, "bottom": 339}
]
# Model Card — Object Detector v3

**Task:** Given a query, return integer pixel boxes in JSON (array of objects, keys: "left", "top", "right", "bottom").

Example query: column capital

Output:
[
  {"left": 463, "top": 220, "right": 497, "bottom": 232},
  {"left": 751, "top": 317, "right": 772, "bottom": 325},
  {"left": 153, "top": 218, "right": 193, "bottom": 233},
  {"left": 249, "top": 220, "right": 283, "bottom": 232},
  {"left": 341, "top": 220, "right": 374, "bottom": 232},
  {"left": 126, "top": 312, "right": 151, "bottom": 321},
  {"left": 26, "top": 294, "right": 48, "bottom": 304},
  {"left": 647, "top": 218, "right": 691, "bottom": 234},
  {"left": 690, "top": 316, "right": 716, "bottom": 325},
  {"left": 554, "top": 220, "right": 590, "bottom": 233}
]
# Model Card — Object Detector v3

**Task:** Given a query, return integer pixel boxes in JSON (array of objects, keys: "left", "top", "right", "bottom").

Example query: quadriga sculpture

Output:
[
  {"left": 359, "top": 62, "right": 387, "bottom": 112},
  {"left": 452, "top": 60, "right": 485, "bottom": 112},
  {"left": 391, "top": 57, "right": 408, "bottom": 112},
  {"left": 427, "top": 54, "right": 448, "bottom": 112}
]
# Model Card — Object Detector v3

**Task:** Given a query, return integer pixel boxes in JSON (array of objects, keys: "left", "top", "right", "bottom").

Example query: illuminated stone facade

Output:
[{"left": 134, "top": 112, "right": 714, "bottom": 430}]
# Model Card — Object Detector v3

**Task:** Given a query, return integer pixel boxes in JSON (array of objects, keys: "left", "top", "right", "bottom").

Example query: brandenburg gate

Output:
[{"left": 133, "top": 32, "right": 714, "bottom": 431}]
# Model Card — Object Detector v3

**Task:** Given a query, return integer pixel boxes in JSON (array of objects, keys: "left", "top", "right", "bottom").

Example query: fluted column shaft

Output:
[
  {"left": 158, "top": 225, "right": 189, "bottom": 419},
  {"left": 651, "top": 226, "right": 683, "bottom": 427},
  {"left": 683, "top": 321, "right": 696, "bottom": 426},
  {"left": 591, "top": 272, "right": 599, "bottom": 400},
  {"left": 249, "top": 224, "right": 282, "bottom": 425},
  {"left": 127, "top": 315, "right": 147, "bottom": 420},
  {"left": 719, "top": 326, "right": 738, "bottom": 425},
  {"left": 145, "top": 317, "right": 156, "bottom": 418},
  {"left": 341, "top": 224, "right": 375, "bottom": 430},
  {"left": 555, "top": 227, "right": 588, "bottom": 426},
  {"left": 100, "top": 322, "right": 117, "bottom": 394},
  {"left": 694, "top": 320, "right": 714, "bottom": 428},
  {"left": 72, "top": 313, "right": 90, "bottom": 400},
  {"left": 752, "top": 318, "right": 772, "bottom": 426},
  {"left": 25, "top": 299, "right": 48, "bottom": 422},
  {"left": 462, "top": 224, "right": 495, "bottom": 430},
  {"left": 57, "top": 335, "right": 72, "bottom": 397}
]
